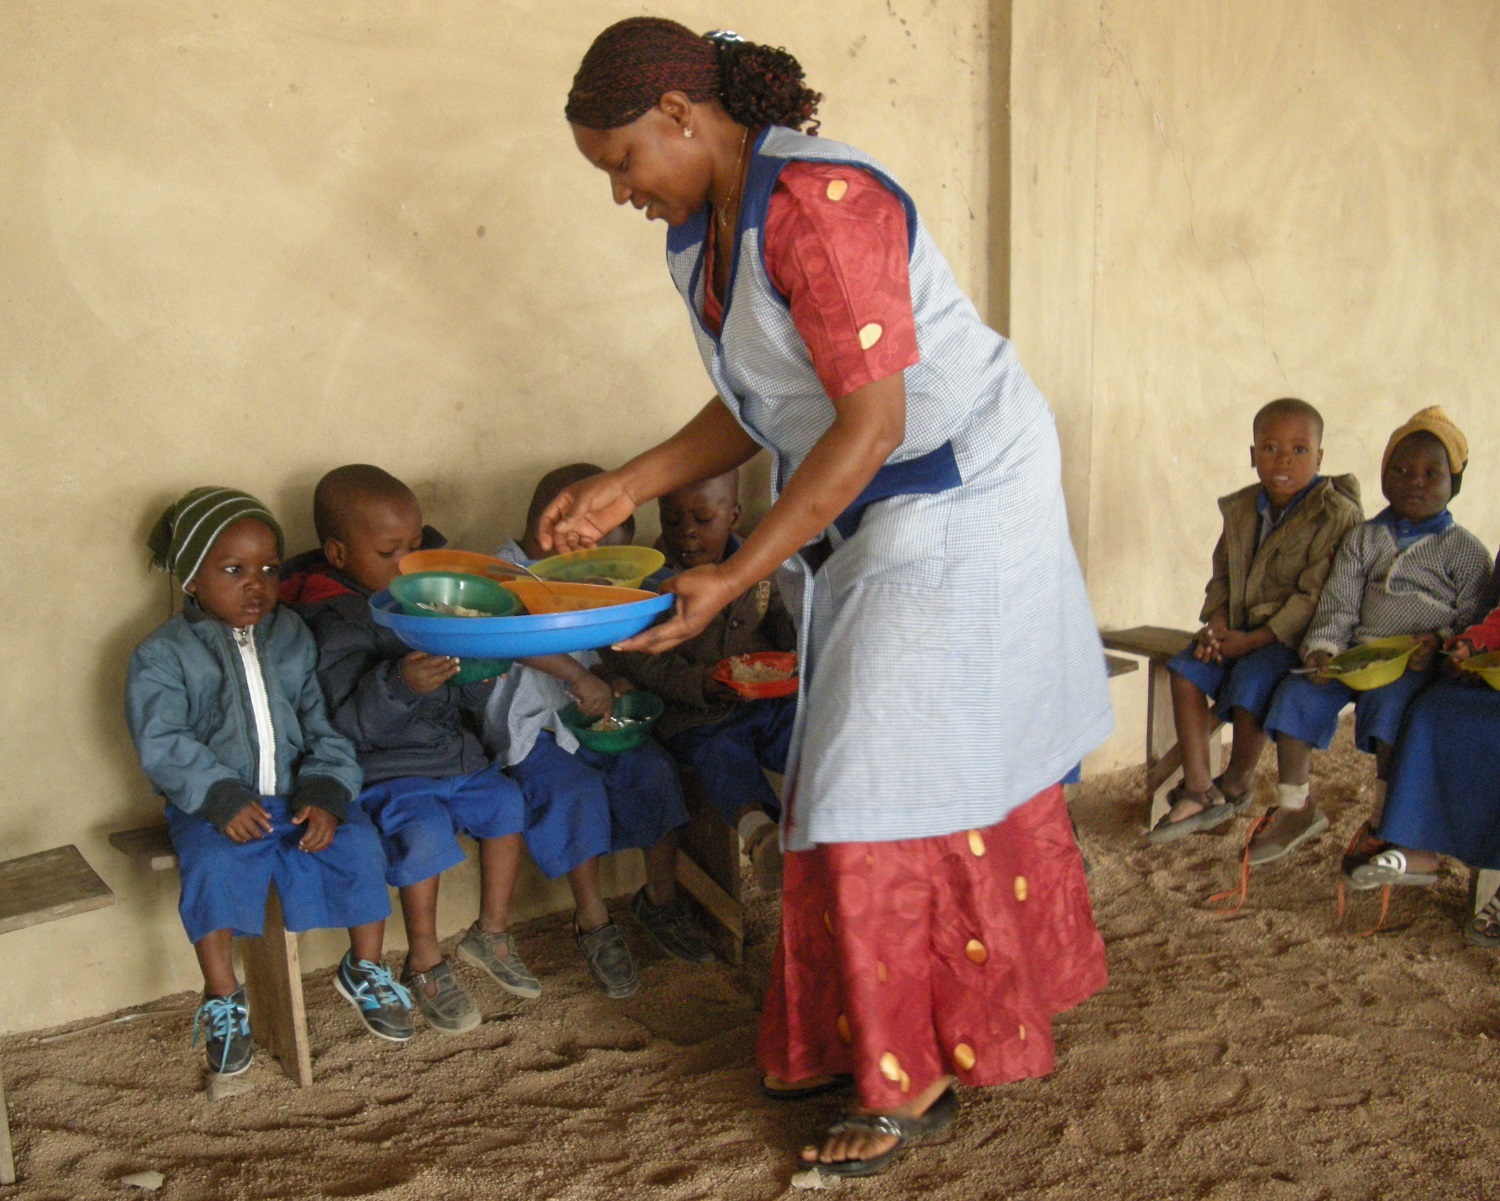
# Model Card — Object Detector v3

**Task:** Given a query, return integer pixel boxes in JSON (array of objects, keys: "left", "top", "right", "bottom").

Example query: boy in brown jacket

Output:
[
  {"left": 603, "top": 468, "right": 796, "bottom": 890},
  {"left": 1149, "top": 398, "right": 1362, "bottom": 843}
]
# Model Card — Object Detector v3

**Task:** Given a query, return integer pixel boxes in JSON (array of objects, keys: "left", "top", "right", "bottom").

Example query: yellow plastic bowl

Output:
[
  {"left": 1459, "top": 651, "right": 1500, "bottom": 691},
  {"left": 528, "top": 546, "right": 666, "bottom": 590},
  {"left": 1326, "top": 635, "right": 1419, "bottom": 691}
]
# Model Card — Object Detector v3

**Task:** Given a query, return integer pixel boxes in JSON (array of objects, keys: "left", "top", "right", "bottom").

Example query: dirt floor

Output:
[{"left": 6, "top": 725, "right": 1500, "bottom": 1200}]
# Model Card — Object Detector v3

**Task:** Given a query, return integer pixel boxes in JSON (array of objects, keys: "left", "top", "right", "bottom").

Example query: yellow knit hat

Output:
[{"left": 1382, "top": 406, "right": 1468, "bottom": 477}]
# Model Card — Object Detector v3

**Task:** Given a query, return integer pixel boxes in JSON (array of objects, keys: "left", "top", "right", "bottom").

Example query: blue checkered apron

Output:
[{"left": 664, "top": 127, "right": 1113, "bottom": 850}]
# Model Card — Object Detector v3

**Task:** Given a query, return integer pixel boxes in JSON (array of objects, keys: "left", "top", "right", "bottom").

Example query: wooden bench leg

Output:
[
  {"left": 0, "top": 1063, "right": 15, "bottom": 1185},
  {"left": 1145, "top": 658, "right": 1224, "bottom": 828},
  {"left": 674, "top": 771, "right": 746, "bottom": 966},
  {"left": 240, "top": 885, "right": 313, "bottom": 1087}
]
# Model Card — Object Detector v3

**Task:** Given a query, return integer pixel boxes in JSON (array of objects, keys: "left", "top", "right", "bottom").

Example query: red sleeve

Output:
[
  {"left": 1460, "top": 605, "right": 1500, "bottom": 653},
  {"left": 763, "top": 162, "right": 920, "bottom": 400}
]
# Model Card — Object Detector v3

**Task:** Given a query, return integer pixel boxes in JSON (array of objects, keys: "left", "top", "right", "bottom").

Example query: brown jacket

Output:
[
  {"left": 601, "top": 576, "right": 797, "bottom": 743},
  {"left": 1200, "top": 474, "right": 1363, "bottom": 648}
]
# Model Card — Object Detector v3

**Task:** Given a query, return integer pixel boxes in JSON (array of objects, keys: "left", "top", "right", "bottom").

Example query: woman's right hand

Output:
[{"left": 538, "top": 469, "right": 639, "bottom": 553}]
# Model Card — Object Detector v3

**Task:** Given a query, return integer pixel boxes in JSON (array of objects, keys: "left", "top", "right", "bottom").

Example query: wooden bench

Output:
[
  {"left": 1101, "top": 627, "right": 1225, "bottom": 827},
  {"left": 109, "top": 826, "right": 312, "bottom": 1087},
  {"left": 0, "top": 845, "right": 116, "bottom": 1184},
  {"left": 672, "top": 770, "right": 760, "bottom": 966}
]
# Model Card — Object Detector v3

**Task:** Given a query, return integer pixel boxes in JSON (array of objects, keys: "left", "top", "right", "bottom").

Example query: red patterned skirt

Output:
[{"left": 757, "top": 784, "right": 1106, "bottom": 1109}]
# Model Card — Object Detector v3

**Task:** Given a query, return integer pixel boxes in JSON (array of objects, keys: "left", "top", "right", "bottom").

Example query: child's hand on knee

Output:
[
  {"left": 1215, "top": 630, "right": 1260, "bottom": 660},
  {"left": 223, "top": 801, "right": 274, "bottom": 843},
  {"left": 292, "top": 806, "right": 337, "bottom": 852}
]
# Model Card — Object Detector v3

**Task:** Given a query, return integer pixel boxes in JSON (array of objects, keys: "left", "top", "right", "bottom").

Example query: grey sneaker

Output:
[
  {"left": 334, "top": 952, "right": 415, "bottom": 1042},
  {"left": 401, "top": 959, "right": 480, "bottom": 1035},
  {"left": 630, "top": 887, "right": 716, "bottom": 964},
  {"left": 575, "top": 920, "right": 640, "bottom": 998},
  {"left": 1247, "top": 805, "right": 1330, "bottom": 866},
  {"left": 193, "top": 987, "right": 252, "bottom": 1076},
  {"left": 456, "top": 924, "right": 542, "bottom": 1000}
]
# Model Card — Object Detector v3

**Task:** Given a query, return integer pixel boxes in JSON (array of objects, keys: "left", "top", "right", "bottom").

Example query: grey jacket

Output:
[{"left": 125, "top": 604, "right": 361, "bottom": 831}]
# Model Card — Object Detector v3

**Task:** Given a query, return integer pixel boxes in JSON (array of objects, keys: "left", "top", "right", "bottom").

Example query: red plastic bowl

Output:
[{"left": 712, "top": 651, "right": 799, "bottom": 699}]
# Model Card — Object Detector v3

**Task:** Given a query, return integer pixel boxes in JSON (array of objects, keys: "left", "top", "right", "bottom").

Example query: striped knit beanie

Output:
[
  {"left": 1382, "top": 406, "right": 1468, "bottom": 477},
  {"left": 147, "top": 487, "right": 284, "bottom": 589}
]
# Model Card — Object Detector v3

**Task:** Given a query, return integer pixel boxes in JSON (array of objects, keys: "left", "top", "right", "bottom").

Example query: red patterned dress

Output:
[{"left": 705, "top": 162, "right": 1108, "bottom": 1109}]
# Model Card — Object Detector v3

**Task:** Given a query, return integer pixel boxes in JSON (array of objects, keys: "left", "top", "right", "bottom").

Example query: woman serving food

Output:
[{"left": 550, "top": 17, "right": 1112, "bottom": 1179}]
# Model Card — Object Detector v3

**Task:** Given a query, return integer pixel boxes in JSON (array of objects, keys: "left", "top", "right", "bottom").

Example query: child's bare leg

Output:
[
  {"left": 348, "top": 919, "right": 387, "bottom": 964},
  {"left": 1219, "top": 708, "right": 1268, "bottom": 795},
  {"left": 477, "top": 832, "right": 523, "bottom": 938},
  {"left": 1169, "top": 672, "right": 1216, "bottom": 811},
  {"left": 644, "top": 835, "right": 678, "bottom": 907},
  {"left": 567, "top": 858, "right": 609, "bottom": 932},
  {"left": 1275, "top": 733, "right": 1313, "bottom": 789},
  {"left": 194, "top": 929, "right": 238, "bottom": 996},
  {"left": 397, "top": 877, "right": 442, "bottom": 972}
]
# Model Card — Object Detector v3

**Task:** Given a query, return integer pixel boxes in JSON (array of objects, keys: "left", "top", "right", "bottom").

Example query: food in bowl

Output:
[
  {"left": 712, "top": 651, "right": 799, "bottom": 699},
  {"left": 414, "top": 601, "right": 493, "bottom": 617},
  {"left": 730, "top": 658, "right": 795, "bottom": 684}
]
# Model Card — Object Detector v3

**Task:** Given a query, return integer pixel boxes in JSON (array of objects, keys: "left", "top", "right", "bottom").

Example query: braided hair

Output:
[{"left": 566, "top": 17, "right": 821, "bottom": 134}]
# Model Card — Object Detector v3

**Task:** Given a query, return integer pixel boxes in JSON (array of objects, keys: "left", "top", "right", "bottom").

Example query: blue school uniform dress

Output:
[
  {"left": 484, "top": 541, "right": 688, "bottom": 860},
  {"left": 1380, "top": 679, "right": 1500, "bottom": 867},
  {"left": 666, "top": 126, "right": 1112, "bottom": 851},
  {"left": 1263, "top": 509, "right": 1490, "bottom": 752},
  {"left": 282, "top": 555, "right": 529, "bottom": 890},
  {"left": 125, "top": 605, "right": 389, "bottom": 944}
]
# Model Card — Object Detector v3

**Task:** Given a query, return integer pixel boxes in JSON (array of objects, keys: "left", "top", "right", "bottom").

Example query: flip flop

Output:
[
  {"left": 1147, "top": 785, "right": 1236, "bottom": 844},
  {"left": 1348, "top": 848, "right": 1440, "bottom": 889},
  {"left": 760, "top": 1074, "right": 854, "bottom": 1101},
  {"left": 804, "top": 1087, "right": 959, "bottom": 1178},
  {"left": 1465, "top": 884, "right": 1500, "bottom": 948}
]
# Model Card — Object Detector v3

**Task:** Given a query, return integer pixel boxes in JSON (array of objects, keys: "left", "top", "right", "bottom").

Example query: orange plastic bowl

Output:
[
  {"left": 712, "top": 651, "right": 799, "bottom": 699},
  {"left": 500, "top": 579, "right": 658, "bottom": 616}
]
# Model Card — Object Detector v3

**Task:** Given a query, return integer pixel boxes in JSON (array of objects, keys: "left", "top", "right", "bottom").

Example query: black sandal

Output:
[
  {"left": 760, "top": 1073, "right": 854, "bottom": 1101},
  {"left": 803, "top": 1087, "right": 959, "bottom": 1178}
]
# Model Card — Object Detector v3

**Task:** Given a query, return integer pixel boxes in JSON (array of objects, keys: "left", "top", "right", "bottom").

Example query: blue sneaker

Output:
[
  {"left": 192, "top": 987, "right": 252, "bottom": 1076},
  {"left": 334, "top": 953, "right": 415, "bottom": 1042}
]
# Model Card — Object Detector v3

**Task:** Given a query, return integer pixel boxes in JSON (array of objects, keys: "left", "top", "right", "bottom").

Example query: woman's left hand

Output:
[{"left": 614, "top": 564, "right": 740, "bottom": 654}]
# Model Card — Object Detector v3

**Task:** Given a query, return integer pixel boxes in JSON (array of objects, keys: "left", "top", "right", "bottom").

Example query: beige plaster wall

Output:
[
  {"left": 0, "top": 2, "right": 993, "bottom": 1033},
  {"left": 1011, "top": 0, "right": 1500, "bottom": 773}
]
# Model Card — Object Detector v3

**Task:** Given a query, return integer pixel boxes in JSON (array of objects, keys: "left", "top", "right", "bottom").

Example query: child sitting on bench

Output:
[
  {"left": 1150, "top": 398, "right": 1362, "bottom": 843},
  {"left": 126, "top": 487, "right": 411, "bottom": 1077},
  {"left": 603, "top": 468, "right": 796, "bottom": 890}
]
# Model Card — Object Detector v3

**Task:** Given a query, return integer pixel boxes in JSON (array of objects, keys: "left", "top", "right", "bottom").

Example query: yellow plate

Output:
[
  {"left": 499, "top": 579, "right": 658, "bottom": 615},
  {"left": 528, "top": 546, "right": 666, "bottom": 589},
  {"left": 1459, "top": 651, "right": 1500, "bottom": 691},
  {"left": 1325, "top": 635, "right": 1419, "bottom": 691}
]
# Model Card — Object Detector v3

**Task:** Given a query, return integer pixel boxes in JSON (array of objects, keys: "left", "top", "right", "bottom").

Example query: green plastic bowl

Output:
[
  {"left": 558, "top": 690, "right": 665, "bottom": 754},
  {"left": 388, "top": 572, "right": 524, "bottom": 686}
]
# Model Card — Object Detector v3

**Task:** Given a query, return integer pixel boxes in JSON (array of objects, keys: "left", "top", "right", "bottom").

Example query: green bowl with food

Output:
[
  {"left": 558, "top": 690, "right": 665, "bottom": 754},
  {"left": 388, "top": 571, "right": 525, "bottom": 685},
  {"left": 1325, "top": 635, "right": 1420, "bottom": 691}
]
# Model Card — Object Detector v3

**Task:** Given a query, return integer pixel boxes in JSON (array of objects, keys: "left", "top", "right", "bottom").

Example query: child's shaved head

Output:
[
  {"left": 665, "top": 467, "right": 740, "bottom": 509},
  {"left": 1253, "top": 397, "right": 1324, "bottom": 443},
  {"left": 523, "top": 462, "right": 635, "bottom": 557},
  {"left": 314, "top": 465, "right": 417, "bottom": 544}
]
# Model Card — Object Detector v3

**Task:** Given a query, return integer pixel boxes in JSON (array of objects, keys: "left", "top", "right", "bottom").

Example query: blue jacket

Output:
[{"left": 125, "top": 604, "right": 362, "bottom": 831}]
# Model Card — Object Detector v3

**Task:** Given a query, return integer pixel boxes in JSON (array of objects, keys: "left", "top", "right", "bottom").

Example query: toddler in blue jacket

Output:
[{"left": 125, "top": 487, "right": 412, "bottom": 1078}]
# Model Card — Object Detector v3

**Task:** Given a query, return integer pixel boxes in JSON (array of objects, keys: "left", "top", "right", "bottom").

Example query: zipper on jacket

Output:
[{"left": 232, "top": 625, "right": 278, "bottom": 795}]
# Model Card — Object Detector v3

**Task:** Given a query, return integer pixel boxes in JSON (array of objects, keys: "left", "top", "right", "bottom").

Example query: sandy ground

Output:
[{"left": 6, "top": 724, "right": 1500, "bottom": 1201}]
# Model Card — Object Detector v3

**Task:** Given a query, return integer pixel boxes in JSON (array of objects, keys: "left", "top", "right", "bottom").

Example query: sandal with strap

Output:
[
  {"left": 1466, "top": 885, "right": 1500, "bottom": 948},
  {"left": 1340, "top": 821, "right": 1391, "bottom": 885},
  {"left": 760, "top": 1073, "right": 854, "bottom": 1102},
  {"left": 803, "top": 1087, "right": 959, "bottom": 1178},
  {"left": 1213, "top": 775, "right": 1255, "bottom": 815},
  {"left": 1349, "top": 848, "right": 1440, "bottom": 890},
  {"left": 1148, "top": 784, "right": 1235, "bottom": 844}
]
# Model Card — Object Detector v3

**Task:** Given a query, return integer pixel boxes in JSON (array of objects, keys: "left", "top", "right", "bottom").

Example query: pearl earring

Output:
[{"left": 683, "top": 128, "right": 694, "bottom": 138}]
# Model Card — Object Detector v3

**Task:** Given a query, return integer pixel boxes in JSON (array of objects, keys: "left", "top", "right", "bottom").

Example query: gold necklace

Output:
[{"left": 713, "top": 127, "right": 751, "bottom": 246}]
